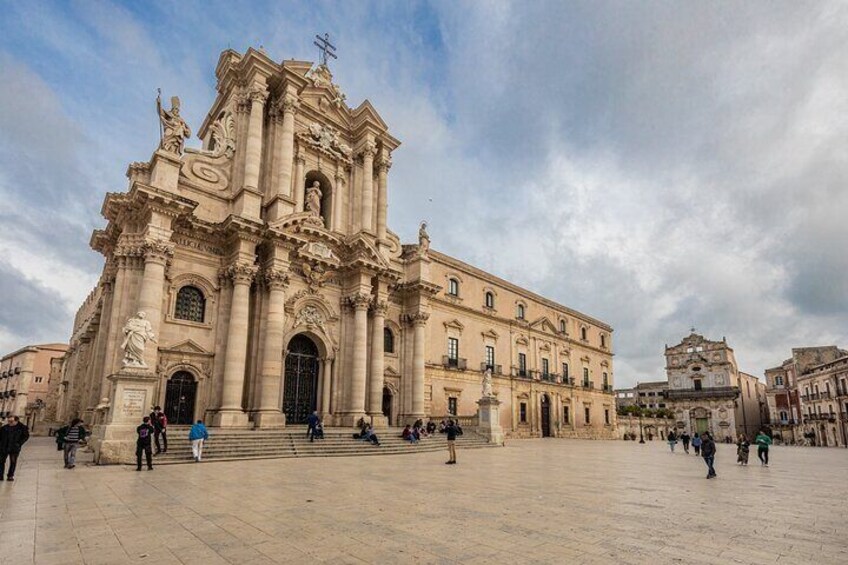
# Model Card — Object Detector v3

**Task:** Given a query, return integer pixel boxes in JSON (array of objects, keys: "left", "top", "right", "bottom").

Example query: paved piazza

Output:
[{"left": 1, "top": 438, "right": 846, "bottom": 565}]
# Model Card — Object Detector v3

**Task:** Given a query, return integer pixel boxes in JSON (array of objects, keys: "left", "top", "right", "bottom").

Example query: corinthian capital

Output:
[
  {"left": 346, "top": 292, "right": 372, "bottom": 311},
  {"left": 249, "top": 86, "right": 269, "bottom": 105},
  {"left": 376, "top": 153, "right": 392, "bottom": 173},
  {"left": 220, "top": 262, "right": 258, "bottom": 285},
  {"left": 359, "top": 140, "right": 377, "bottom": 159},
  {"left": 371, "top": 300, "right": 389, "bottom": 316},
  {"left": 403, "top": 312, "right": 430, "bottom": 326},
  {"left": 142, "top": 240, "right": 174, "bottom": 264},
  {"left": 263, "top": 268, "right": 290, "bottom": 291}
]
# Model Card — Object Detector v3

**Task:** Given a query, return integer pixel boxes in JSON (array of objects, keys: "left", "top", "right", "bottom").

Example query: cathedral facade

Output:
[{"left": 57, "top": 48, "right": 615, "bottom": 462}]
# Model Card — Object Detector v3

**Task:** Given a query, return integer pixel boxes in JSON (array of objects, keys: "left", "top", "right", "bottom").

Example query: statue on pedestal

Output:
[
  {"left": 482, "top": 368, "right": 494, "bottom": 398},
  {"left": 157, "top": 92, "right": 191, "bottom": 155},
  {"left": 121, "top": 312, "right": 156, "bottom": 368},
  {"left": 306, "top": 180, "right": 323, "bottom": 216},
  {"left": 418, "top": 221, "right": 430, "bottom": 255}
]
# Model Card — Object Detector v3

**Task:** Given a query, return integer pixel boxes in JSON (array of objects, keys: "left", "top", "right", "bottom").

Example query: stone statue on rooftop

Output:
[{"left": 157, "top": 92, "right": 191, "bottom": 155}]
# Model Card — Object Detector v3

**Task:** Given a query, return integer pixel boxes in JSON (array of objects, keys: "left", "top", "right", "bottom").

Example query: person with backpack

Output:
[
  {"left": 680, "top": 431, "right": 691, "bottom": 454},
  {"left": 0, "top": 415, "right": 30, "bottom": 481},
  {"left": 755, "top": 428, "right": 773, "bottom": 466},
  {"left": 701, "top": 431, "right": 717, "bottom": 479},
  {"left": 692, "top": 433, "right": 702, "bottom": 455},
  {"left": 667, "top": 430, "right": 678, "bottom": 453},
  {"left": 188, "top": 420, "right": 209, "bottom": 462},
  {"left": 150, "top": 406, "right": 168, "bottom": 454},
  {"left": 445, "top": 419, "right": 463, "bottom": 465},
  {"left": 61, "top": 418, "right": 87, "bottom": 469},
  {"left": 136, "top": 416, "right": 156, "bottom": 471}
]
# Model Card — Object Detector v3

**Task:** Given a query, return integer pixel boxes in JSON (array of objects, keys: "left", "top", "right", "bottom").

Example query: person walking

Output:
[
  {"left": 667, "top": 430, "right": 678, "bottom": 453},
  {"left": 0, "top": 415, "right": 30, "bottom": 481},
  {"left": 692, "top": 433, "right": 702, "bottom": 456},
  {"left": 755, "top": 428, "right": 773, "bottom": 467},
  {"left": 150, "top": 406, "right": 168, "bottom": 454},
  {"left": 62, "top": 419, "right": 88, "bottom": 469},
  {"left": 306, "top": 411, "right": 320, "bottom": 442},
  {"left": 445, "top": 419, "right": 463, "bottom": 465},
  {"left": 188, "top": 420, "right": 208, "bottom": 462},
  {"left": 136, "top": 416, "right": 156, "bottom": 471},
  {"left": 701, "top": 431, "right": 717, "bottom": 479},
  {"left": 680, "top": 431, "right": 691, "bottom": 454},
  {"left": 736, "top": 434, "right": 750, "bottom": 466}
]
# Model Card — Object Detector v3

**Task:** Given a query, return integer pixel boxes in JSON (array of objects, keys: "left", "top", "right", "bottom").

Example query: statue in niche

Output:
[
  {"left": 306, "top": 180, "right": 323, "bottom": 217},
  {"left": 482, "top": 368, "right": 494, "bottom": 398},
  {"left": 418, "top": 221, "right": 430, "bottom": 255},
  {"left": 157, "top": 92, "right": 191, "bottom": 155},
  {"left": 121, "top": 312, "right": 156, "bottom": 368}
]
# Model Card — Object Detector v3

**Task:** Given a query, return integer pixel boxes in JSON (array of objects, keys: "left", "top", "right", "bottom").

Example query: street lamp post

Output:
[{"left": 639, "top": 411, "right": 645, "bottom": 444}]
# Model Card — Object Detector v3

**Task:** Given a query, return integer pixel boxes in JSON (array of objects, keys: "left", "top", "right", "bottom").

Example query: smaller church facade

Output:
[{"left": 55, "top": 47, "right": 615, "bottom": 463}]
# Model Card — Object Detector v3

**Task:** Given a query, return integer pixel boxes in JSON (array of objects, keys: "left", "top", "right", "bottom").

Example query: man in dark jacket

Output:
[
  {"left": 701, "top": 431, "right": 717, "bottom": 479},
  {"left": 0, "top": 415, "right": 30, "bottom": 481},
  {"left": 136, "top": 416, "right": 156, "bottom": 471},
  {"left": 306, "top": 411, "right": 320, "bottom": 442},
  {"left": 150, "top": 406, "right": 167, "bottom": 454},
  {"left": 445, "top": 419, "right": 463, "bottom": 465},
  {"left": 62, "top": 418, "right": 88, "bottom": 469}
]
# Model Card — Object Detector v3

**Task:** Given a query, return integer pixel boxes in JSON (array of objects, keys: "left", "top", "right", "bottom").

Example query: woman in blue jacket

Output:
[{"left": 188, "top": 420, "right": 209, "bottom": 462}]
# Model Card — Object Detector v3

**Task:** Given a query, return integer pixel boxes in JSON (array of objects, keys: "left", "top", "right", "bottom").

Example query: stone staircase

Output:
[{"left": 152, "top": 426, "right": 496, "bottom": 464}]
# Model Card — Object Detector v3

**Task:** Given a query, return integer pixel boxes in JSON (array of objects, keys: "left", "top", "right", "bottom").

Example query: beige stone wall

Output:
[{"left": 0, "top": 343, "right": 68, "bottom": 431}]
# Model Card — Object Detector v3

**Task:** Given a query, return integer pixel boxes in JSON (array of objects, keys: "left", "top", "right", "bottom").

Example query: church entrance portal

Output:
[
  {"left": 165, "top": 371, "right": 197, "bottom": 425},
  {"left": 540, "top": 395, "right": 551, "bottom": 437},
  {"left": 283, "top": 335, "right": 319, "bottom": 424},
  {"left": 382, "top": 386, "right": 393, "bottom": 421}
]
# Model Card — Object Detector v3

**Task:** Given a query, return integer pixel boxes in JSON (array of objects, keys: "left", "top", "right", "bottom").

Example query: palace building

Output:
[{"left": 57, "top": 48, "right": 615, "bottom": 462}]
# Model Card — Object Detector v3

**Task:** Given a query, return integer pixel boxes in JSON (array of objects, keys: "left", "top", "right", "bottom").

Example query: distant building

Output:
[
  {"left": 615, "top": 381, "right": 668, "bottom": 410},
  {"left": 0, "top": 343, "right": 68, "bottom": 431}
]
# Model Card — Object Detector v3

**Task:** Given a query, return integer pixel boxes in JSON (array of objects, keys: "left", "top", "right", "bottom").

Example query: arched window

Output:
[
  {"left": 560, "top": 320, "right": 566, "bottom": 333},
  {"left": 448, "top": 278, "right": 459, "bottom": 297},
  {"left": 484, "top": 291, "right": 494, "bottom": 309},
  {"left": 175, "top": 286, "right": 205, "bottom": 322},
  {"left": 384, "top": 327, "right": 395, "bottom": 354},
  {"left": 517, "top": 304, "right": 525, "bottom": 319},
  {"left": 581, "top": 326, "right": 588, "bottom": 341}
]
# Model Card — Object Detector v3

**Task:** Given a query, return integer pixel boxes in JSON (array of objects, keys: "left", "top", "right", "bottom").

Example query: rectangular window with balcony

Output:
[
  {"left": 520, "top": 402, "right": 527, "bottom": 423},
  {"left": 563, "top": 406, "right": 570, "bottom": 424},
  {"left": 775, "top": 376, "right": 784, "bottom": 386},
  {"left": 485, "top": 346, "right": 495, "bottom": 370},
  {"left": 583, "top": 368, "right": 589, "bottom": 386},
  {"left": 603, "top": 372, "right": 609, "bottom": 390},
  {"left": 448, "top": 397, "right": 457, "bottom": 415},
  {"left": 562, "top": 363, "right": 569, "bottom": 380},
  {"left": 541, "top": 358, "right": 549, "bottom": 376},
  {"left": 518, "top": 353, "right": 527, "bottom": 376},
  {"left": 448, "top": 337, "right": 458, "bottom": 360}
]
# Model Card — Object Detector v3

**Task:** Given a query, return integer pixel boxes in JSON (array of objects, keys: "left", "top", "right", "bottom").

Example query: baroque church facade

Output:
[{"left": 57, "top": 48, "right": 616, "bottom": 462}]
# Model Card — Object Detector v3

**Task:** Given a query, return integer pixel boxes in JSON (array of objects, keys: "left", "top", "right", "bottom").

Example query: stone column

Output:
[
  {"left": 376, "top": 150, "right": 391, "bottom": 241},
  {"left": 359, "top": 140, "right": 376, "bottom": 232},
  {"left": 97, "top": 268, "right": 120, "bottom": 403},
  {"left": 243, "top": 86, "right": 268, "bottom": 191},
  {"left": 213, "top": 262, "right": 257, "bottom": 427},
  {"left": 274, "top": 95, "right": 298, "bottom": 200},
  {"left": 334, "top": 166, "right": 346, "bottom": 232},
  {"left": 321, "top": 358, "right": 333, "bottom": 419},
  {"left": 345, "top": 292, "right": 371, "bottom": 423},
  {"left": 137, "top": 241, "right": 173, "bottom": 370},
  {"left": 293, "top": 151, "right": 306, "bottom": 212},
  {"left": 368, "top": 300, "right": 388, "bottom": 426},
  {"left": 408, "top": 312, "right": 429, "bottom": 419},
  {"left": 254, "top": 269, "right": 288, "bottom": 428}
]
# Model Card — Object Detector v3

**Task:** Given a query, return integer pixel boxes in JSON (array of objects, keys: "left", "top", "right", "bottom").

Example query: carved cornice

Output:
[
  {"left": 219, "top": 262, "right": 258, "bottom": 285},
  {"left": 403, "top": 312, "right": 430, "bottom": 326},
  {"left": 346, "top": 292, "right": 372, "bottom": 311}
]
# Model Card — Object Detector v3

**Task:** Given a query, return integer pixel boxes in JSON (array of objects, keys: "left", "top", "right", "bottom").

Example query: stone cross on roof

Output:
[{"left": 314, "top": 33, "right": 337, "bottom": 67}]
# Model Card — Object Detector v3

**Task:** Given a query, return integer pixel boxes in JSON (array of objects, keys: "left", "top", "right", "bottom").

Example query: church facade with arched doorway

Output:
[{"left": 57, "top": 47, "right": 616, "bottom": 462}]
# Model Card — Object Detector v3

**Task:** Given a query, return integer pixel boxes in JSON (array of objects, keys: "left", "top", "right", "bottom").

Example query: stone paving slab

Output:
[{"left": 1, "top": 438, "right": 846, "bottom": 564}]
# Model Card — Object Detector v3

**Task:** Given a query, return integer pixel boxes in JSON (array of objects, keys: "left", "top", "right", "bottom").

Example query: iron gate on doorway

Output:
[{"left": 283, "top": 335, "right": 319, "bottom": 424}]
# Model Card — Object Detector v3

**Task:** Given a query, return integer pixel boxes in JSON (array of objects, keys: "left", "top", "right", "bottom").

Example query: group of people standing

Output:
[
  {"left": 135, "top": 407, "right": 208, "bottom": 470},
  {"left": 666, "top": 428, "right": 774, "bottom": 479},
  {"left": 0, "top": 415, "right": 30, "bottom": 481}
]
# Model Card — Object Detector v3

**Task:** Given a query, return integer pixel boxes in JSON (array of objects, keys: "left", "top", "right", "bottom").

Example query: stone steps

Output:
[{"left": 150, "top": 427, "right": 495, "bottom": 464}]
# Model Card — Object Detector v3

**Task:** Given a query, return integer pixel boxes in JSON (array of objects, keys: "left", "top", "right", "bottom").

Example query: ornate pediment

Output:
[
  {"left": 443, "top": 319, "right": 465, "bottom": 333},
  {"left": 297, "top": 122, "right": 352, "bottom": 164},
  {"left": 529, "top": 316, "right": 558, "bottom": 334},
  {"left": 160, "top": 339, "right": 211, "bottom": 356},
  {"left": 297, "top": 241, "right": 340, "bottom": 265},
  {"left": 481, "top": 329, "right": 499, "bottom": 340}
]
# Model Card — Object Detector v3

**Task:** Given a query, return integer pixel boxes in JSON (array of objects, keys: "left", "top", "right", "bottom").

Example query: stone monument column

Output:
[
  {"left": 359, "top": 140, "right": 376, "bottom": 232},
  {"left": 137, "top": 241, "right": 173, "bottom": 369},
  {"left": 408, "top": 312, "right": 429, "bottom": 420},
  {"left": 345, "top": 292, "right": 371, "bottom": 423},
  {"left": 214, "top": 262, "right": 258, "bottom": 427},
  {"left": 321, "top": 358, "right": 333, "bottom": 418},
  {"left": 294, "top": 151, "right": 306, "bottom": 212},
  {"left": 368, "top": 299, "right": 388, "bottom": 426},
  {"left": 376, "top": 150, "right": 391, "bottom": 241},
  {"left": 254, "top": 269, "right": 288, "bottom": 428}
]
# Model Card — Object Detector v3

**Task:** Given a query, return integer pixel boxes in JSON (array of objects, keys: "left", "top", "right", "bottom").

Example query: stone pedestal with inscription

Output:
[
  {"left": 90, "top": 370, "right": 160, "bottom": 464},
  {"left": 476, "top": 396, "right": 504, "bottom": 446}
]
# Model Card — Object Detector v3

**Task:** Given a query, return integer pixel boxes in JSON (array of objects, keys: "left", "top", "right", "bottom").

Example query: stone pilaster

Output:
[
  {"left": 321, "top": 358, "right": 333, "bottom": 420},
  {"left": 213, "top": 261, "right": 258, "bottom": 427},
  {"left": 267, "top": 93, "right": 299, "bottom": 222},
  {"left": 359, "top": 140, "right": 376, "bottom": 233},
  {"left": 294, "top": 150, "right": 306, "bottom": 212},
  {"left": 368, "top": 299, "right": 388, "bottom": 427},
  {"left": 405, "top": 311, "right": 429, "bottom": 421},
  {"left": 137, "top": 240, "right": 173, "bottom": 370},
  {"left": 343, "top": 291, "right": 371, "bottom": 424},
  {"left": 235, "top": 84, "right": 268, "bottom": 220},
  {"left": 376, "top": 150, "right": 391, "bottom": 241},
  {"left": 254, "top": 268, "right": 289, "bottom": 428}
]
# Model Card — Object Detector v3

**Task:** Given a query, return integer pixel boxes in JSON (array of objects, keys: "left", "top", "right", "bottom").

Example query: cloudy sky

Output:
[{"left": 1, "top": 1, "right": 846, "bottom": 386}]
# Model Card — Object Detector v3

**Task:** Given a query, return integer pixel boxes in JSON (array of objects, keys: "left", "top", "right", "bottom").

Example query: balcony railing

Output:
[
  {"left": 803, "top": 413, "right": 837, "bottom": 422},
  {"left": 442, "top": 356, "right": 467, "bottom": 370},
  {"left": 664, "top": 386, "right": 739, "bottom": 400},
  {"left": 512, "top": 367, "right": 530, "bottom": 378},
  {"left": 602, "top": 384, "right": 613, "bottom": 393},
  {"left": 770, "top": 418, "right": 798, "bottom": 426},
  {"left": 582, "top": 381, "right": 594, "bottom": 389},
  {"left": 540, "top": 372, "right": 558, "bottom": 383},
  {"left": 479, "top": 363, "right": 503, "bottom": 375}
]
